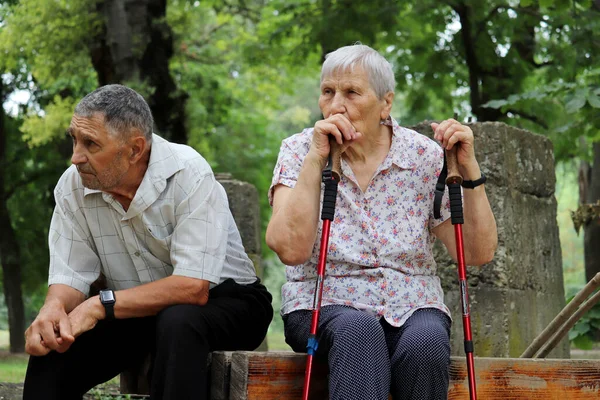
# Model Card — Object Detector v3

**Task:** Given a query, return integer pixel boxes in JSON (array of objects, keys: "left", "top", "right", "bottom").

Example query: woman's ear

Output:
[{"left": 380, "top": 91, "right": 395, "bottom": 120}]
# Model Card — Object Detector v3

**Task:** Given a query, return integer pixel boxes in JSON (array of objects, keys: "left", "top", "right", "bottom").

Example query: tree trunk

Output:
[
  {"left": 0, "top": 80, "right": 26, "bottom": 353},
  {"left": 91, "top": 0, "right": 188, "bottom": 143},
  {"left": 454, "top": 1, "right": 539, "bottom": 123},
  {"left": 583, "top": 143, "right": 600, "bottom": 282}
]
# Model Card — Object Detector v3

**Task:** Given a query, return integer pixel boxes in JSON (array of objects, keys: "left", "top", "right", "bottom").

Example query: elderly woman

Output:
[{"left": 266, "top": 44, "right": 497, "bottom": 400}]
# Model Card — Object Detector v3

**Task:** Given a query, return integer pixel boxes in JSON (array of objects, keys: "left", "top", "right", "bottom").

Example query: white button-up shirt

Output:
[
  {"left": 270, "top": 118, "right": 452, "bottom": 327},
  {"left": 49, "top": 134, "right": 257, "bottom": 295}
]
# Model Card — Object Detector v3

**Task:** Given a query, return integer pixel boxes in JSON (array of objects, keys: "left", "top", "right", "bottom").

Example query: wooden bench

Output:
[{"left": 208, "top": 351, "right": 600, "bottom": 399}]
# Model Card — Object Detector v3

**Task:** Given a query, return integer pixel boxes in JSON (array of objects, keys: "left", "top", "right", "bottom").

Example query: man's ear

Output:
[
  {"left": 380, "top": 91, "right": 395, "bottom": 121},
  {"left": 128, "top": 133, "right": 147, "bottom": 164}
]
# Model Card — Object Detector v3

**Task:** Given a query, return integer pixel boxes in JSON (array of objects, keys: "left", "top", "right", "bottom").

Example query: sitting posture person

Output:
[
  {"left": 23, "top": 84, "right": 273, "bottom": 400},
  {"left": 266, "top": 44, "right": 497, "bottom": 400}
]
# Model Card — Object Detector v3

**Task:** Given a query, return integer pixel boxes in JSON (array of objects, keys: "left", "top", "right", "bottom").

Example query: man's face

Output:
[{"left": 67, "top": 114, "right": 129, "bottom": 191}]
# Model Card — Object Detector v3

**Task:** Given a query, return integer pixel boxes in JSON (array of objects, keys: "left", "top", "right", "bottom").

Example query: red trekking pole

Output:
[
  {"left": 446, "top": 147, "right": 477, "bottom": 400},
  {"left": 302, "top": 141, "right": 342, "bottom": 400}
]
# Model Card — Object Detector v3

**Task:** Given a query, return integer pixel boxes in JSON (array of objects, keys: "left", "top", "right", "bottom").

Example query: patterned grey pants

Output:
[{"left": 284, "top": 306, "right": 451, "bottom": 400}]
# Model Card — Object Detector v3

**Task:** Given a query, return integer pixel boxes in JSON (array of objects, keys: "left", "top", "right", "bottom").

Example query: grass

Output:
[
  {"left": 267, "top": 328, "right": 290, "bottom": 351},
  {"left": 0, "top": 352, "right": 28, "bottom": 382},
  {"left": 0, "top": 331, "right": 28, "bottom": 382}
]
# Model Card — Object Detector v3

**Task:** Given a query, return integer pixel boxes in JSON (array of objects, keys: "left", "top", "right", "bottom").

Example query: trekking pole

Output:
[
  {"left": 302, "top": 139, "right": 342, "bottom": 400},
  {"left": 446, "top": 147, "right": 477, "bottom": 400}
]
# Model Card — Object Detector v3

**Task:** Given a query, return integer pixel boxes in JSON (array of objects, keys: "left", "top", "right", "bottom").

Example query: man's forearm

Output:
[
  {"left": 88, "top": 275, "right": 210, "bottom": 320},
  {"left": 45, "top": 284, "right": 86, "bottom": 314}
]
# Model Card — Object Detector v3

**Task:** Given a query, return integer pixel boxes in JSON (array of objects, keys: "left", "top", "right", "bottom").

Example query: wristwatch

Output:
[
  {"left": 461, "top": 173, "right": 487, "bottom": 189},
  {"left": 99, "top": 289, "right": 116, "bottom": 320}
]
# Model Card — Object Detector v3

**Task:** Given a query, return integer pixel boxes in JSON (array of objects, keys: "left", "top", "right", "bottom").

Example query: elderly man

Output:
[{"left": 23, "top": 84, "right": 273, "bottom": 400}]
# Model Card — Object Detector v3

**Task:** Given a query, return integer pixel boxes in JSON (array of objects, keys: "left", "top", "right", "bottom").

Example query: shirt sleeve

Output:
[
  {"left": 170, "top": 171, "right": 230, "bottom": 284},
  {"left": 48, "top": 194, "right": 102, "bottom": 296},
  {"left": 268, "top": 138, "right": 305, "bottom": 206}
]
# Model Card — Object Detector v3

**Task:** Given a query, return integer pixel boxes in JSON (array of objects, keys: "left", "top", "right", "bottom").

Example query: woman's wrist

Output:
[
  {"left": 459, "top": 160, "right": 482, "bottom": 181},
  {"left": 304, "top": 150, "right": 328, "bottom": 172}
]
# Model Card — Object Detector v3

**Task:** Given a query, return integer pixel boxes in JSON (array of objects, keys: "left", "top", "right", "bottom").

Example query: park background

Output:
[{"left": 0, "top": 0, "right": 599, "bottom": 389}]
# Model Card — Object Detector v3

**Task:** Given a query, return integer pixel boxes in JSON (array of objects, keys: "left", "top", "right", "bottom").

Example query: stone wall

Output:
[
  {"left": 215, "top": 173, "right": 263, "bottom": 279},
  {"left": 410, "top": 121, "right": 569, "bottom": 358}
]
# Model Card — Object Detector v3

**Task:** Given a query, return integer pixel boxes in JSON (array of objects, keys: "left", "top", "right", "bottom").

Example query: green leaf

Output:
[
  {"left": 572, "top": 321, "right": 591, "bottom": 335},
  {"left": 585, "top": 304, "right": 600, "bottom": 319},
  {"left": 481, "top": 99, "right": 509, "bottom": 109},
  {"left": 590, "top": 319, "right": 600, "bottom": 330},
  {"left": 568, "top": 329, "right": 580, "bottom": 341},
  {"left": 587, "top": 88, "right": 600, "bottom": 109},
  {"left": 565, "top": 89, "right": 589, "bottom": 113},
  {"left": 572, "top": 334, "right": 594, "bottom": 350},
  {"left": 539, "top": 0, "right": 555, "bottom": 8},
  {"left": 520, "top": 0, "right": 536, "bottom": 7}
]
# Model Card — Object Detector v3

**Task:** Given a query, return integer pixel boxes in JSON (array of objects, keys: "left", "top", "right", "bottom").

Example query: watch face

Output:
[{"left": 100, "top": 290, "right": 116, "bottom": 304}]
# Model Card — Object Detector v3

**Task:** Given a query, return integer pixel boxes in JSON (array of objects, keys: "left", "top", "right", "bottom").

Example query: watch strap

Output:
[
  {"left": 104, "top": 301, "right": 115, "bottom": 320},
  {"left": 461, "top": 173, "right": 487, "bottom": 189}
]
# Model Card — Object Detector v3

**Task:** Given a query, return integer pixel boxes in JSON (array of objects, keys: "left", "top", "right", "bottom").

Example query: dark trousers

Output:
[
  {"left": 284, "top": 306, "right": 451, "bottom": 400},
  {"left": 23, "top": 279, "right": 273, "bottom": 400}
]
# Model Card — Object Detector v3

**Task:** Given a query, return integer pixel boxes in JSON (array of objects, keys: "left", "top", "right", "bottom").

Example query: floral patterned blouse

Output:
[{"left": 269, "top": 117, "right": 452, "bottom": 327}]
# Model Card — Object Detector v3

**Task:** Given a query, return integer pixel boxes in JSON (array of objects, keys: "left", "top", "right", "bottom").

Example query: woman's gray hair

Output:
[
  {"left": 321, "top": 44, "right": 396, "bottom": 99},
  {"left": 74, "top": 84, "right": 154, "bottom": 142}
]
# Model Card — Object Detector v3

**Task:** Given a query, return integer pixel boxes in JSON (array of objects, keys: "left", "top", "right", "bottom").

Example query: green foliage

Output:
[
  {"left": 167, "top": 0, "right": 322, "bottom": 261},
  {"left": 0, "top": 0, "right": 100, "bottom": 89},
  {"left": 260, "top": 0, "right": 399, "bottom": 61},
  {"left": 479, "top": 1, "right": 600, "bottom": 161},
  {"left": 2, "top": 113, "right": 66, "bottom": 292},
  {"left": 567, "top": 293, "right": 600, "bottom": 350},
  {"left": 20, "top": 95, "right": 77, "bottom": 146}
]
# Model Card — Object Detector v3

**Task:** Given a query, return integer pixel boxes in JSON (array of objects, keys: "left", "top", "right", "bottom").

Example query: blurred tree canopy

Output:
[{"left": 0, "top": 0, "right": 598, "bottom": 352}]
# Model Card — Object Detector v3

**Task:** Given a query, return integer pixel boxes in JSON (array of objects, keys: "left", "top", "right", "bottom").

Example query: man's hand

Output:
[
  {"left": 25, "top": 301, "right": 74, "bottom": 356},
  {"left": 68, "top": 296, "right": 105, "bottom": 340}
]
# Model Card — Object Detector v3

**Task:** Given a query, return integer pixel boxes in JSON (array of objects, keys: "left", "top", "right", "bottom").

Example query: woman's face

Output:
[{"left": 319, "top": 66, "right": 390, "bottom": 136}]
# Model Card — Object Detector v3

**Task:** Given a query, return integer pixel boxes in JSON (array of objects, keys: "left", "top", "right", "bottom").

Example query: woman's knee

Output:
[
  {"left": 395, "top": 316, "right": 451, "bottom": 368},
  {"left": 326, "top": 311, "right": 387, "bottom": 358}
]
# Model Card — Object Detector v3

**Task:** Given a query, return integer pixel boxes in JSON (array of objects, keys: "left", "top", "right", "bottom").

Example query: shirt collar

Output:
[{"left": 386, "top": 117, "right": 417, "bottom": 170}]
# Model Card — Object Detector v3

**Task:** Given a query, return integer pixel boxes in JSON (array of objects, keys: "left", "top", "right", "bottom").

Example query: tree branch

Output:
[
  {"left": 3, "top": 170, "right": 48, "bottom": 201},
  {"left": 476, "top": 5, "right": 507, "bottom": 37},
  {"left": 506, "top": 108, "right": 549, "bottom": 129},
  {"left": 531, "top": 60, "right": 553, "bottom": 68}
]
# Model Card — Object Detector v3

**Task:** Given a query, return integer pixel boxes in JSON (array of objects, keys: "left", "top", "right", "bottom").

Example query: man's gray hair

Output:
[
  {"left": 74, "top": 84, "right": 154, "bottom": 142},
  {"left": 321, "top": 44, "right": 396, "bottom": 100}
]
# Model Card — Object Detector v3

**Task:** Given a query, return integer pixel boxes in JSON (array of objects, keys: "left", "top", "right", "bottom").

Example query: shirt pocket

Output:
[{"left": 140, "top": 217, "right": 173, "bottom": 264}]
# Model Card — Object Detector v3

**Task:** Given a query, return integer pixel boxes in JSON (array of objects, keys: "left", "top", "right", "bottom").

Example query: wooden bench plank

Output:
[
  {"left": 228, "top": 352, "right": 600, "bottom": 399},
  {"left": 449, "top": 357, "right": 600, "bottom": 399},
  {"left": 229, "top": 352, "right": 328, "bottom": 400},
  {"left": 211, "top": 351, "right": 233, "bottom": 400}
]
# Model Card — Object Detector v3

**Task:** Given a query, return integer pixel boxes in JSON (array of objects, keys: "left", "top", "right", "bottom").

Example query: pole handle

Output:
[
  {"left": 445, "top": 146, "right": 463, "bottom": 185},
  {"left": 329, "top": 138, "right": 342, "bottom": 181}
]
